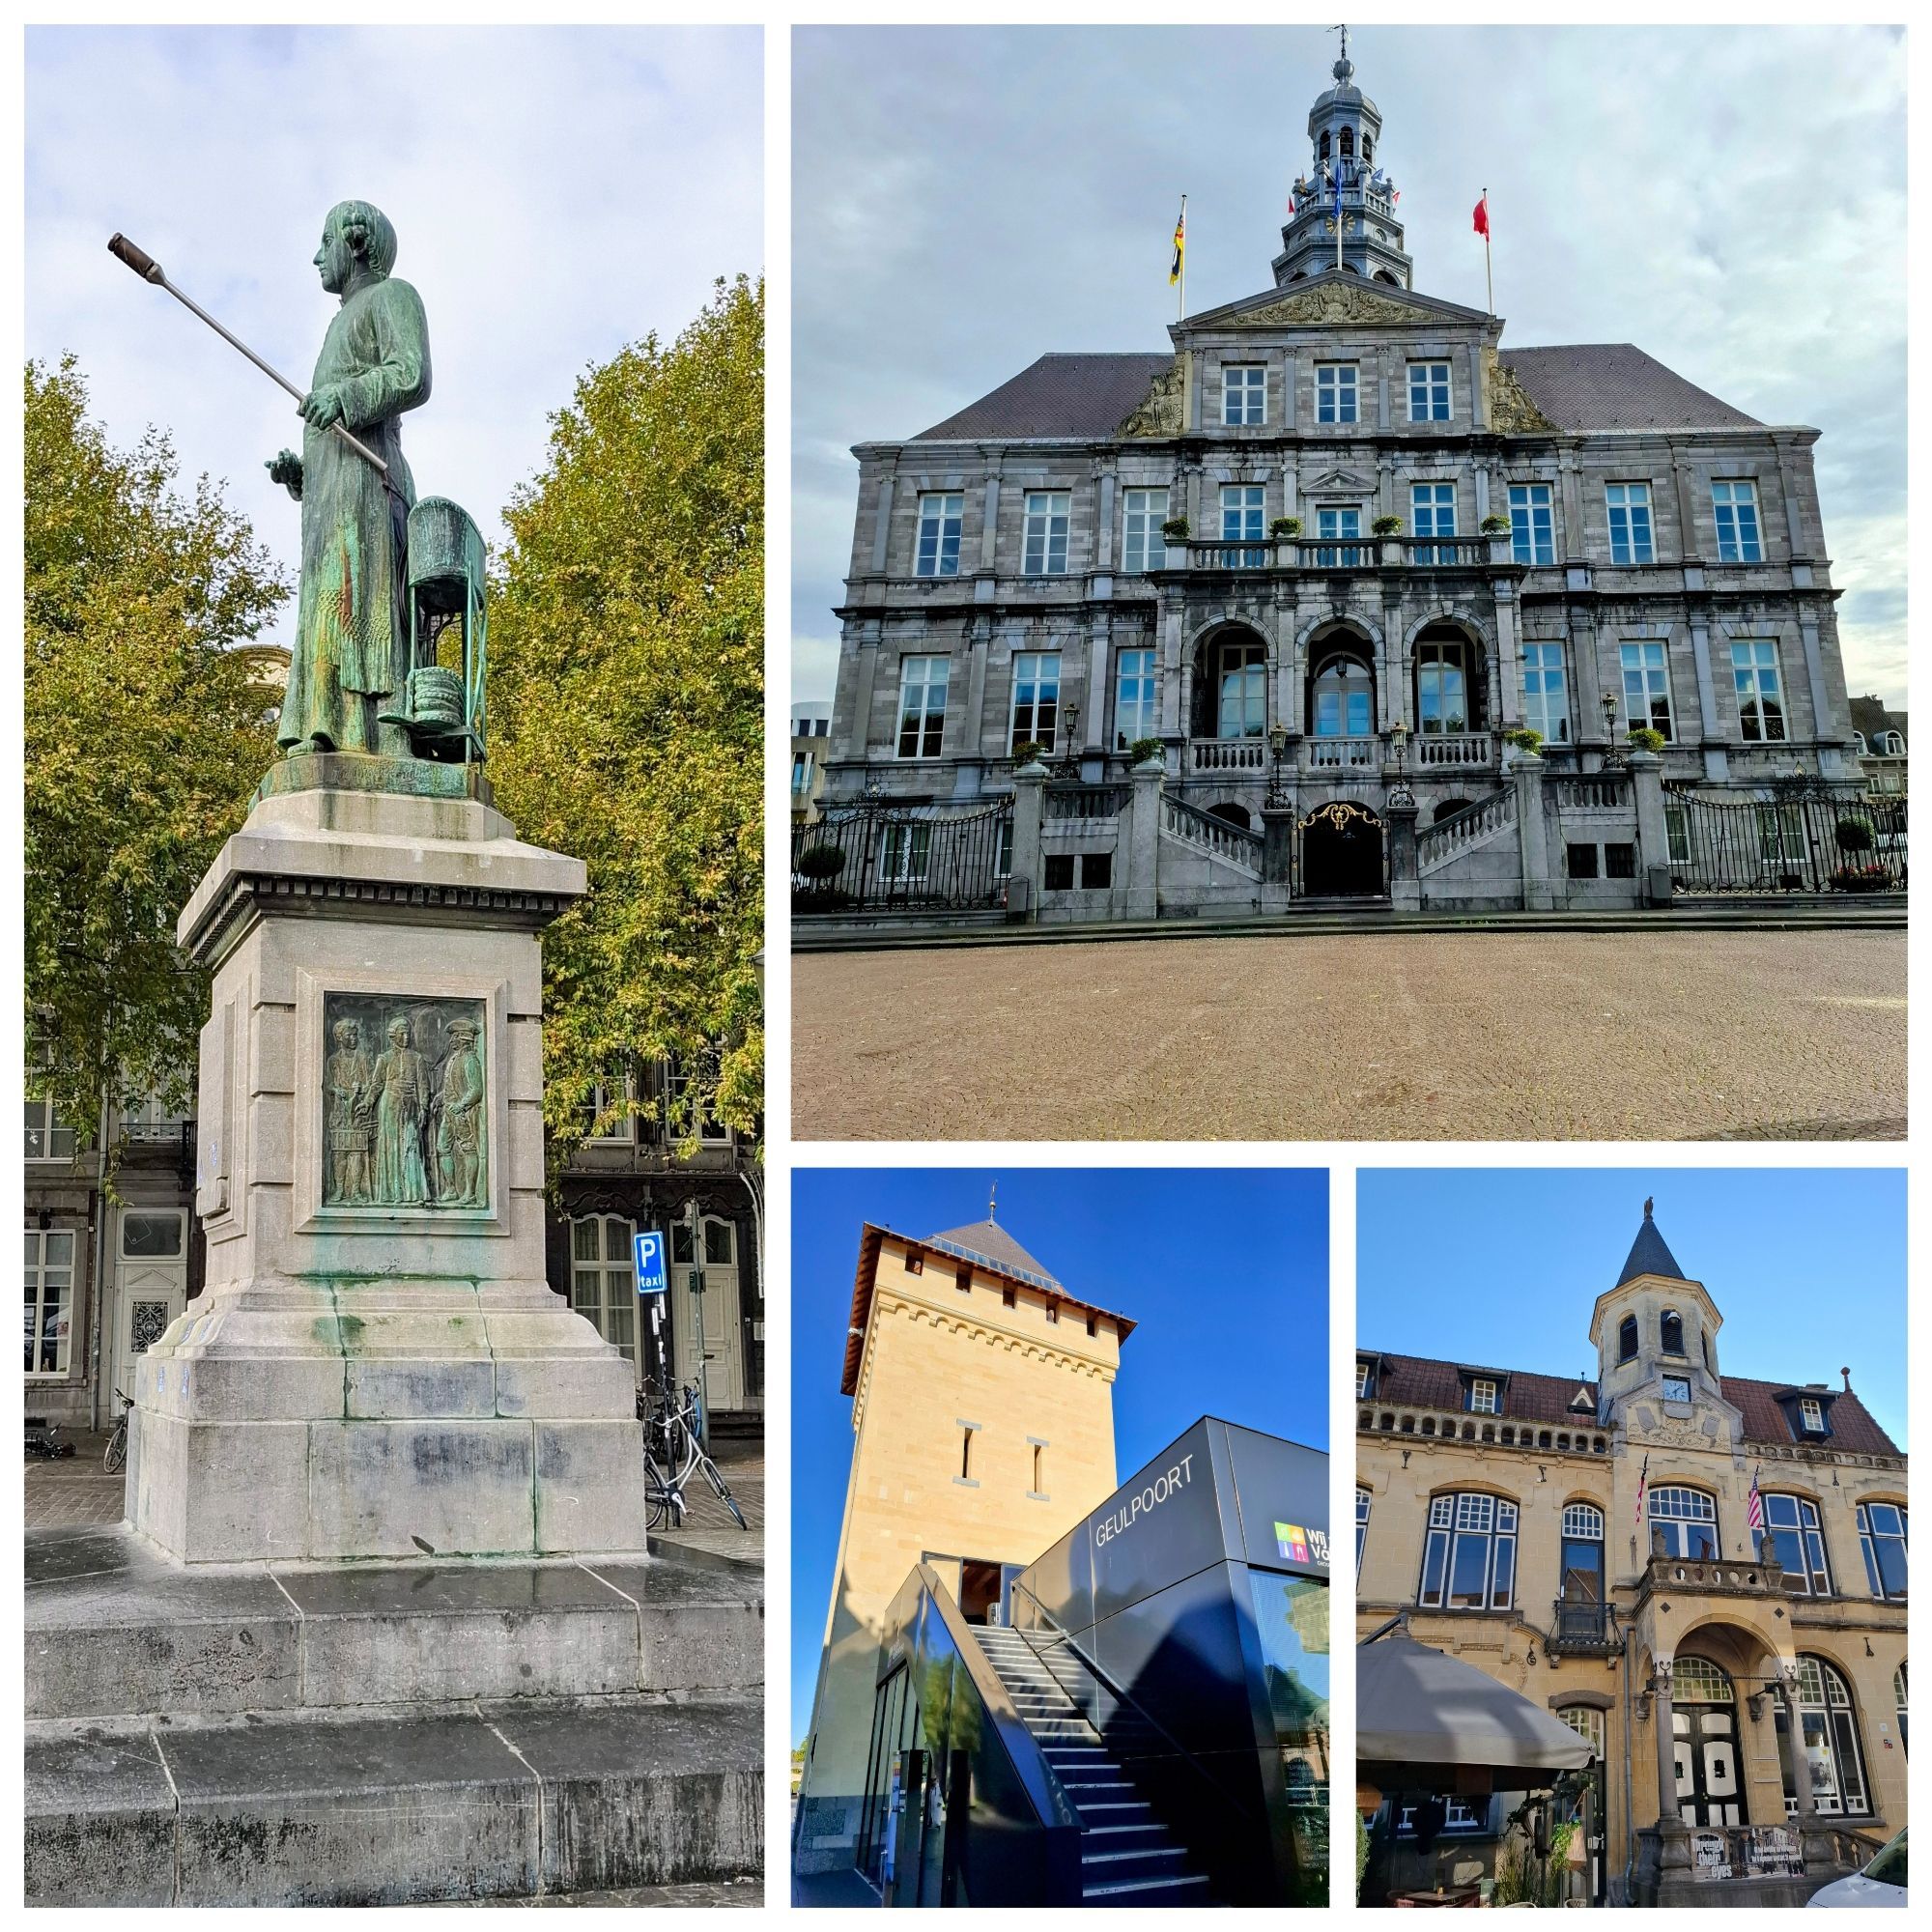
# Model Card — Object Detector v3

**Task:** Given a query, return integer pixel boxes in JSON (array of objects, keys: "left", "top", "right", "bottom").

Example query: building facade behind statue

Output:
[{"left": 809, "top": 42, "right": 1875, "bottom": 921}]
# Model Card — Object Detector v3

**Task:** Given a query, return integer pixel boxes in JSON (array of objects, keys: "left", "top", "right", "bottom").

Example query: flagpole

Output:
[
  {"left": 1484, "top": 185, "right": 1493, "bottom": 316},
  {"left": 1178, "top": 193, "right": 1186, "bottom": 322}
]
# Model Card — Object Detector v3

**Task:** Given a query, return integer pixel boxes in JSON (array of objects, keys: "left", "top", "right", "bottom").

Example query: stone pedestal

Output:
[{"left": 127, "top": 778, "right": 649, "bottom": 1564}]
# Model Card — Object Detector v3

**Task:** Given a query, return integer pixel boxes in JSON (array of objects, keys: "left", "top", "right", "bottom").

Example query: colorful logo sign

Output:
[{"left": 1275, "top": 1520, "right": 1311, "bottom": 1563}]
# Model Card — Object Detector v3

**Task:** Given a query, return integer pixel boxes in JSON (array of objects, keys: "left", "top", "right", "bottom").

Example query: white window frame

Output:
[
  {"left": 1606, "top": 482, "right": 1655, "bottom": 565},
  {"left": 791, "top": 748, "right": 816, "bottom": 796},
  {"left": 1557, "top": 1705, "right": 1605, "bottom": 1760},
  {"left": 1222, "top": 363, "right": 1265, "bottom": 426},
  {"left": 26, "top": 1226, "right": 77, "bottom": 1378},
  {"left": 1620, "top": 640, "right": 1674, "bottom": 741},
  {"left": 569, "top": 1212, "right": 638, "bottom": 1362},
  {"left": 1857, "top": 1502, "right": 1907, "bottom": 1602},
  {"left": 1648, "top": 1485, "right": 1719, "bottom": 1558},
  {"left": 1406, "top": 360, "right": 1452, "bottom": 423},
  {"left": 1711, "top": 479, "right": 1763, "bottom": 564},
  {"left": 582, "top": 1073, "right": 636, "bottom": 1147},
  {"left": 881, "top": 822, "right": 931, "bottom": 884},
  {"left": 1022, "top": 491, "right": 1070, "bottom": 576},
  {"left": 1356, "top": 1485, "right": 1372, "bottom": 1575},
  {"left": 1313, "top": 503, "right": 1364, "bottom": 567},
  {"left": 1114, "top": 647, "right": 1157, "bottom": 750},
  {"left": 1355, "top": 1360, "right": 1372, "bottom": 1399},
  {"left": 1731, "top": 640, "right": 1786, "bottom": 743},
  {"left": 1121, "top": 487, "right": 1169, "bottom": 573},
  {"left": 1764, "top": 1492, "right": 1833, "bottom": 1596},
  {"left": 1315, "top": 361, "right": 1358, "bottom": 426},
  {"left": 1509, "top": 483, "right": 1555, "bottom": 566},
  {"left": 915, "top": 492, "right": 964, "bottom": 578},
  {"left": 1410, "top": 481, "right": 1457, "bottom": 563},
  {"left": 662, "top": 1054, "right": 732, "bottom": 1148},
  {"left": 1010, "top": 650, "right": 1062, "bottom": 754},
  {"left": 1468, "top": 1377, "right": 1499, "bottom": 1414},
  {"left": 1786, "top": 1657, "right": 1871, "bottom": 1817},
  {"left": 1419, "top": 1492, "right": 1519, "bottom": 1611},
  {"left": 895, "top": 654, "right": 950, "bottom": 760},
  {"left": 118, "top": 1208, "right": 185, "bottom": 1261},
  {"left": 1522, "top": 640, "right": 1570, "bottom": 743},
  {"left": 1800, "top": 1397, "right": 1824, "bottom": 1432},
  {"left": 25, "top": 1097, "right": 76, "bottom": 1164}
]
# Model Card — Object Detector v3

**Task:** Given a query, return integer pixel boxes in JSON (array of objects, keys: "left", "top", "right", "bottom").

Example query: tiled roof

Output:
[
  {"left": 1360, "top": 1350, "right": 1902, "bottom": 1457},
  {"left": 924, "top": 1218, "right": 1062, "bottom": 1288},
  {"left": 1848, "top": 695, "right": 1907, "bottom": 741},
  {"left": 913, "top": 353, "right": 1172, "bottom": 440},
  {"left": 1501, "top": 344, "right": 1761, "bottom": 433},
  {"left": 1616, "top": 1205, "right": 1688, "bottom": 1285}
]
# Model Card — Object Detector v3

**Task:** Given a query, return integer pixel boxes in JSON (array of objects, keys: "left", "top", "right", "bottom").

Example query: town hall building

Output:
[{"left": 804, "top": 38, "right": 1871, "bottom": 922}]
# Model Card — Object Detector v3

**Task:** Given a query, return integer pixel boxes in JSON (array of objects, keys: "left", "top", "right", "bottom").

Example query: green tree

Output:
[
  {"left": 488, "top": 276, "right": 763, "bottom": 1160},
  {"left": 24, "top": 356, "right": 288, "bottom": 1142}
]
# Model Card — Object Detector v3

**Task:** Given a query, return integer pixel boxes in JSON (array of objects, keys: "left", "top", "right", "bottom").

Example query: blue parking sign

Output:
[{"left": 634, "top": 1230, "right": 667, "bottom": 1296}]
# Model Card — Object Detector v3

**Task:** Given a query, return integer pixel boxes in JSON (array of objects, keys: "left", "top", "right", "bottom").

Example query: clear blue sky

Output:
[
  {"left": 1358, "top": 1167, "right": 1906, "bottom": 1449},
  {"left": 790, "top": 1166, "right": 1328, "bottom": 1744}
]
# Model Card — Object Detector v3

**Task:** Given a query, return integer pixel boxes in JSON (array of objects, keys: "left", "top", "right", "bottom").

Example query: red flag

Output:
[
  {"left": 1286, "top": 195, "right": 1296, "bottom": 216},
  {"left": 1472, "top": 193, "right": 1490, "bottom": 238}
]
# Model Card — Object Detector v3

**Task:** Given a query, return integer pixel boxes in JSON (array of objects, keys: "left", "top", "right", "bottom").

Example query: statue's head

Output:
[
  {"left": 387, "top": 1015, "right": 411, "bottom": 1046},
  {"left": 332, "top": 1017, "right": 360, "bottom": 1049},
  {"left": 315, "top": 201, "right": 398, "bottom": 294},
  {"left": 445, "top": 1019, "right": 478, "bottom": 1048}
]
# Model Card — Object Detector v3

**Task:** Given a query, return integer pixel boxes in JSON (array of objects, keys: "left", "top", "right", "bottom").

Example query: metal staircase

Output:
[{"left": 975, "top": 1626, "right": 1212, "bottom": 1906}]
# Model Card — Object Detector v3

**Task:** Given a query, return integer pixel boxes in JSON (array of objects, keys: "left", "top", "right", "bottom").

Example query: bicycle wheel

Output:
[
  {"left": 700, "top": 1457, "right": 751, "bottom": 1531},
  {"left": 103, "top": 1420, "right": 128, "bottom": 1476}
]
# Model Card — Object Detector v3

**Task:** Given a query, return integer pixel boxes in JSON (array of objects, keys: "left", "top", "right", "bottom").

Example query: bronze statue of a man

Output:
[
  {"left": 323, "top": 1015, "right": 375, "bottom": 1204},
  {"left": 435, "top": 1016, "right": 487, "bottom": 1208},
  {"left": 268, "top": 200, "right": 431, "bottom": 757}
]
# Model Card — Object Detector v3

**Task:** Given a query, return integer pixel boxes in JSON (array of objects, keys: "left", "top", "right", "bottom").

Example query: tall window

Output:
[
  {"left": 25, "top": 1228, "right": 75, "bottom": 1377},
  {"left": 569, "top": 1215, "right": 637, "bottom": 1362},
  {"left": 1621, "top": 641, "right": 1674, "bottom": 740},
  {"left": 1009, "top": 651, "right": 1062, "bottom": 753},
  {"left": 1799, "top": 1398, "right": 1825, "bottom": 1433},
  {"left": 1711, "top": 480, "right": 1762, "bottom": 563},
  {"left": 1561, "top": 1503, "right": 1605, "bottom": 1601},
  {"left": 1223, "top": 364, "right": 1265, "bottom": 426},
  {"left": 1661, "top": 1308, "right": 1686, "bottom": 1354},
  {"left": 1115, "top": 648, "right": 1158, "bottom": 749},
  {"left": 915, "top": 493, "right": 963, "bottom": 577},
  {"left": 1467, "top": 1378, "right": 1499, "bottom": 1414},
  {"left": 790, "top": 748, "right": 816, "bottom": 797},
  {"left": 1407, "top": 362, "right": 1451, "bottom": 422},
  {"left": 1895, "top": 1664, "right": 1908, "bottom": 1756},
  {"left": 1356, "top": 1486, "right": 1373, "bottom": 1574},
  {"left": 1122, "top": 487, "right": 1169, "bottom": 573},
  {"left": 1419, "top": 1493, "right": 1518, "bottom": 1610},
  {"left": 1858, "top": 1502, "right": 1907, "bottom": 1601},
  {"left": 881, "top": 822, "right": 931, "bottom": 883},
  {"left": 1606, "top": 483, "right": 1655, "bottom": 565},
  {"left": 1764, "top": 1493, "right": 1833, "bottom": 1595},
  {"left": 1509, "top": 483, "right": 1554, "bottom": 566},
  {"left": 1731, "top": 641, "right": 1786, "bottom": 742},
  {"left": 1220, "top": 483, "right": 1265, "bottom": 566},
  {"left": 1557, "top": 1706, "right": 1605, "bottom": 1760},
  {"left": 24, "top": 1098, "right": 76, "bottom": 1163},
  {"left": 1355, "top": 1360, "right": 1372, "bottom": 1399},
  {"left": 1214, "top": 636, "right": 1267, "bottom": 739},
  {"left": 1618, "top": 1315, "right": 1638, "bottom": 1361},
  {"left": 1780, "top": 1657, "right": 1870, "bottom": 1816},
  {"left": 1316, "top": 362, "right": 1358, "bottom": 425},
  {"left": 896, "top": 655, "right": 949, "bottom": 759},
  {"left": 1648, "top": 1486, "right": 1719, "bottom": 1558},
  {"left": 1522, "top": 642, "right": 1570, "bottom": 742},
  {"left": 582, "top": 1074, "right": 634, "bottom": 1145},
  {"left": 1312, "top": 652, "right": 1372, "bottom": 737},
  {"left": 1416, "top": 637, "right": 1470, "bottom": 734},
  {"left": 1314, "top": 504, "right": 1363, "bottom": 566},
  {"left": 1410, "top": 482, "right": 1457, "bottom": 564},
  {"left": 1023, "top": 492, "right": 1070, "bottom": 576}
]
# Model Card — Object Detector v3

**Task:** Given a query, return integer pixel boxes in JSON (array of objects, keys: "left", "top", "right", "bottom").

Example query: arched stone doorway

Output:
[
  {"left": 1305, "top": 631, "right": 1378, "bottom": 770},
  {"left": 1299, "top": 800, "right": 1385, "bottom": 897},
  {"left": 1666, "top": 1654, "right": 1748, "bottom": 1828}
]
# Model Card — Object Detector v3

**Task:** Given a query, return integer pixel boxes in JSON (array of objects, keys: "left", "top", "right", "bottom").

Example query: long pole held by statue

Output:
[
  {"left": 1483, "top": 187, "right": 1494, "bottom": 317},
  {"left": 106, "top": 232, "right": 392, "bottom": 483}
]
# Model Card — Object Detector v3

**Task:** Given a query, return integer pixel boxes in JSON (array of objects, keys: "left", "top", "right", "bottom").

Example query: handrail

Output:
[
  {"left": 1162, "top": 791, "right": 1264, "bottom": 852},
  {"left": 1008, "top": 1577, "right": 1262, "bottom": 1826}
]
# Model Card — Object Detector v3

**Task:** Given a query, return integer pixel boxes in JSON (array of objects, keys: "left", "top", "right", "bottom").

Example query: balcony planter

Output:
[
  {"left": 1160, "top": 517, "right": 1190, "bottom": 542},
  {"left": 1480, "top": 513, "right": 1511, "bottom": 536},
  {"left": 1268, "top": 517, "right": 1302, "bottom": 539},
  {"left": 1830, "top": 864, "right": 1891, "bottom": 893},
  {"left": 1626, "top": 726, "right": 1667, "bottom": 754},
  {"left": 1371, "top": 515, "right": 1404, "bottom": 536}
]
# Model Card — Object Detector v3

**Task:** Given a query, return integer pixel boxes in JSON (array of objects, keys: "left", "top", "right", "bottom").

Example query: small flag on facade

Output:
[
  {"left": 1472, "top": 191, "right": 1491, "bottom": 238},
  {"left": 1286, "top": 194, "right": 1296, "bottom": 216},
  {"left": 1169, "top": 203, "right": 1185, "bottom": 285},
  {"left": 1634, "top": 1453, "right": 1649, "bottom": 1531},
  {"left": 1747, "top": 1464, "right": 1765, "bottom": 1533}
]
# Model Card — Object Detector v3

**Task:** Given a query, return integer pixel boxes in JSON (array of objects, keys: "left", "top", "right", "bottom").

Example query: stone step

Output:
[
  {"left": 26, "top": 1525, "right": 762, "bottom": 1721},
  {"left": 1082, "top": 1872, "right": 1213, "bottom": 1905},
  {"left": 25, "top": 1695, "right": 761, "bottom": 1906}
]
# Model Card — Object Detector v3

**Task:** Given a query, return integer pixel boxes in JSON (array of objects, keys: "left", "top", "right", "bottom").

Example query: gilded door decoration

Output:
[
  {"left": 1298, "top": 800, "right": 1382, "bottom": 834},
  {"left": 322, "top": 992, "right": 487, "bottom": 1209}
]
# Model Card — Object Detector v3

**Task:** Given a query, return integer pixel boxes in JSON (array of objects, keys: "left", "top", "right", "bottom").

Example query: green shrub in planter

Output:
[
  {"left": 1480, "top": 512, "right": 1511, "bottom": 535},
  {"left": 1128, "top": 736, "right": 1166, "bottom": 766},
  {"left": 1834, "top": 815, "right": 1876, "bottom": 854},
  {"left": 1626, "top": 726, "right": 1666, "bottom": 754},
  {"left": 795, "top": 842, "right": 846, "bottom": 882},
  {"left": 1012, "top": 741, "right": 1048, "bottom": 766},
  {"left": 1371, "top": 514, "right": 1404, "bottom": 536},
  {"left": 1268, "top": 516, "right": 1302, "bottom": 538},
  {"left": 1502, "top": 725, "right": 1545, "bottom": 755},
  {"left": 1160, "top": 516, "right": 1190, "bottom": 541},
  {"left": 1831, "top": 863, "right": 1890, "bottom": 893},
  {"left": 792, "top": 885, "right": 853, "bottom": 912}
]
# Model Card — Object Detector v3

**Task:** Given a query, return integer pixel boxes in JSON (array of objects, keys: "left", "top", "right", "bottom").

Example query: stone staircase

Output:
[{"left": 975, "top": 1625, "right": 1212, "bottom": 1906}]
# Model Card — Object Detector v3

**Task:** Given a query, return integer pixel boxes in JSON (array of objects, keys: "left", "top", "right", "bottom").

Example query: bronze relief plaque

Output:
[{"left": 322, "top": 992, "right": 488, "bottom": 1210}]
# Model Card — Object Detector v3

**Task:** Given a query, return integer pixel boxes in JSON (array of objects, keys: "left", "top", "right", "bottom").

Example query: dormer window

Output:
[
  {"left": 1661, "top": 1309, "right": 1686, "bottom": 1355},
  {"left": 1356, "top": 1359, "right": 1374, "bottom": 1400},
  {"left": 1800, "top": 1398, "right": 1824, "bottom": 1432},
  {"left": 1617, "top": 1315, "right": 1638, "bottom": 1363},
  {"left": 1662, "top": 1375, "right": 1691, "bottom": 1404},
  {"left": 1468, "top": 1378, "right": 1499, "bottom": 1415}
]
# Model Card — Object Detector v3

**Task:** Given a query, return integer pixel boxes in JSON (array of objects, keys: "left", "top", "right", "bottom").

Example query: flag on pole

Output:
[
  {"left": 1634, "top": 1454, "right": 1649, "bottom": 1531},
  {"left": 1472, "top": 191, "right": 1490, "bottom": 238},
  {"left": 1747, "top": 1465, "right": 1765, "bottom": 1533},
  {"left": 1169, "top": 203, "right": 1185, "bottom": 285},
  {"left": 1286, "top": 194, "right": 1296, "bottom": 217}
]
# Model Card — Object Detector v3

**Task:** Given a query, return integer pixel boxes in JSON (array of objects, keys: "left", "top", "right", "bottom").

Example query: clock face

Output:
[{"left": 1662, "top": 1376, "right": 1691, "bottom": 1403}]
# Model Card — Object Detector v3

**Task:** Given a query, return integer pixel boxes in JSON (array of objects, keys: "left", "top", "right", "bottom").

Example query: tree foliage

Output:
[
  {"left": 24, "top": 356, "right": 288, "bottom": 1139},
  {"left": 488, "top": 276, "right": 763, "bottom": 1160}
]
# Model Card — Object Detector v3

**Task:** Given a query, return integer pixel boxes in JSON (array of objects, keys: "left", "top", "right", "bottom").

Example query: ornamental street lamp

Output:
[
  {"left": 1388, "top": 719, "right": 1414, "bottom": 808},
  {"left": 1600, "top": 689, "right": 1627, "bottom": 768},
  {"left": 1265, "top": 721, "right": 1291, "bottom": 807}
]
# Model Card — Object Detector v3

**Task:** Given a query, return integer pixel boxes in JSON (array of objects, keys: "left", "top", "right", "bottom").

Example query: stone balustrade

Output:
[{"left": 1357, "top": 1403, "right": 1610, "bottom": 1455}]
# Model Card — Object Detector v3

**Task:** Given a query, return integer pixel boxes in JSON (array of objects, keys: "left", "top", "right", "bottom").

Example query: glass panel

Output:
[
  {"left": 1247, "top": 1571, "right": 1330, "bottom": 1905},
  {"left": 705, "top": 1218, "right": 733, "bottom": 1264},
  {"left": 1448, "top": 1533, "right": 1492, "bottom": 1607}
]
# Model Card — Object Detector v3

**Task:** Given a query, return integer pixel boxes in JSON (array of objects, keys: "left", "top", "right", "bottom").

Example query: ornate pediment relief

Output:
[
  {"left": 1232, "top": 283, "right": 1421, "bottom": 329},
  {"left": 1118, "top": 359, "right": 1185, "bottom": 438},
  {"left": 1486, "top": 347, "right": 1559, "bottom": 435},
  {"left": 1306, "top": 467, "right": 1374, "bottom": 493}
]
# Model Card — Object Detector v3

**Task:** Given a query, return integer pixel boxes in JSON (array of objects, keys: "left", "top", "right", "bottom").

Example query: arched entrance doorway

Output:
[
  {"left": 1299, "top": 801, "right": 1385, "bottom": 897},
  {"left": 1670, "top": 1655, "right": 1748, "bottom": 1828}
]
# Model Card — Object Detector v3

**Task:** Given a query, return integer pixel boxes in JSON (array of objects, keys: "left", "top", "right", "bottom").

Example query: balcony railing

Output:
[
  {"left": 1190, "top": 737, "right": 1268, "bottom": 773},
  {"left": 1548, "top": 1597, "right": 1617, "bottom": 1654},
  {"left": 1302, "top": 736, "right": 1377, "bottom": 772},
  {"left": 1413, "top": 730, "right": 1493, "bottom": 769},
  {"left": 1174, "top": 536, "right": 1507, "bottom": 575}
]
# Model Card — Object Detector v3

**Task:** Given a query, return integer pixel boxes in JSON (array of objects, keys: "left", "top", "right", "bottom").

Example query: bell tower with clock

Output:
[{"left": 1271, "top": 27, "right": 1415, "bottom": 289}]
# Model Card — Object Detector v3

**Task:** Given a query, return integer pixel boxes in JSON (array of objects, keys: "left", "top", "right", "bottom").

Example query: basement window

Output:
[
  {"left": 1044, "top": 854, "right": 1075, "bottom": 892},
  {"left": 1605, "top": 842, "right": 1636, "bottom": 878},
  {"left": 1567, "top": 842, "right": 1600, "bottom": 878},
  {"left": 1080, "top": 852, "right": 1112, "bottom": 889}
]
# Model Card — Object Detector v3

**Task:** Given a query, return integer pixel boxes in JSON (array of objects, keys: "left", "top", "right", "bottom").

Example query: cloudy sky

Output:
[
  {"left": 793, "top": 24, "right": 1906, "bottom": 709},
  {"left": 27, "top": 26, "right": 761, "bottom": 623}
]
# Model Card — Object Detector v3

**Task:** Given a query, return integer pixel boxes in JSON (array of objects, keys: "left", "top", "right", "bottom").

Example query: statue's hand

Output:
[
  {"left": 299, "top": 385, "right": 347, "bottom": 431},
  {"left": 266, "top": 448, "right": 303, "bottom": 500}
]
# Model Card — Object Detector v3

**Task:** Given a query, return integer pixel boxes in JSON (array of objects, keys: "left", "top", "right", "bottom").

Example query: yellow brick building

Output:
[
  {"left": 794, "top": 1214, "right": 1131, "bottom": 1873},
  {"left": 1356, "top": 1203, "right": 1906, "bottom": 1905}
]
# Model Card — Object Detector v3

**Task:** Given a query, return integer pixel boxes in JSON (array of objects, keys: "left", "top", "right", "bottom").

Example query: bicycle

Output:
[
  {"left": 103, "top": 1388, "right": 134, "bottom": 1476},
  {"left": 640, "top": 1378, "right": 749, "bottom": 1532},
  {"left": 638, "top": 1384, "right": 687, "bottom": 1530}
]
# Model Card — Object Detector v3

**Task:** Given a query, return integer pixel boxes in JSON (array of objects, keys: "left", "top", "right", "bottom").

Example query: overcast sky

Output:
[
  {"left": 27, "top": 26, "right": 761, "bottom": 627},
  {"left": 793, "top": 24, "right": 1906, "bottom": 710}
]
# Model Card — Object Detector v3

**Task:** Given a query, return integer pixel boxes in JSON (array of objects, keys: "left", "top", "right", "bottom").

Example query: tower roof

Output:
[
  {"left": 1616, "top": 1198, "right": 1688, "bottom": 1286},
  {"left": 923, "top": 1218, "right": 1062, "bottom": 1289}
]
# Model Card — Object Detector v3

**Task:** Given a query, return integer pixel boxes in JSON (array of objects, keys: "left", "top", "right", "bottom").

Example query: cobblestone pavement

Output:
[
  {"left": 652, "top": 1443, "right": 764, "bottom": 1568},
  {"left": 441, "top": 1880, "right": 763, "bottom": 1907},
  {"left": 24, "top": 1432, "right": 124, "bottom": 1528},
  {"left": 794, "top": 928, "right": 1906, "bottom": 1142}
]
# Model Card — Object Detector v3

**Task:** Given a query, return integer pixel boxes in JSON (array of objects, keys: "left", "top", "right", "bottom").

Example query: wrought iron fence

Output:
[
  {"left": 1665, "top": 786, "right": 1906, "bottom": 895},
  {"left": 792, "top": 794, "right": 1014, "bottom": 914}
]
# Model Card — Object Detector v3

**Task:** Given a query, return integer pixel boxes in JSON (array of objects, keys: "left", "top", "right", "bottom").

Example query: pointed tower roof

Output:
[
  {"left": 924, "top": 1218, "right": 1063, "bottom": 1290},
  {"left": 1616, "top": 1197, "right": 1688, "bottom": 1285}
]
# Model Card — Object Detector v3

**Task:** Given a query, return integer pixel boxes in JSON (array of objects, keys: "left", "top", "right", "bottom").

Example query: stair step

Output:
[
  {"left": 1083, "top": 1874, "right": 1212, "bottom": 1902},
  {"left": 1083, "top": 1846, "right": 1187, "bottom": 1867}
]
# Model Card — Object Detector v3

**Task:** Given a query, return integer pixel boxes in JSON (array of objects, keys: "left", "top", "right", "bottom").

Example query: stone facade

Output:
[
  {"left": 814, "top": 44, "right": 1860, "bottom": 919},
  {"left": 795, "top": 1218, "right": 1126, "bottom": 1873},
  {"left": 1356, "top": 1207, "right": 1906, "bottom": 1905}
]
